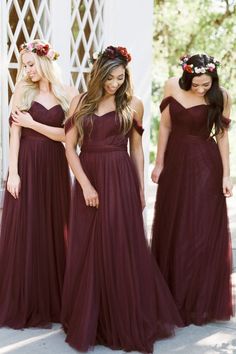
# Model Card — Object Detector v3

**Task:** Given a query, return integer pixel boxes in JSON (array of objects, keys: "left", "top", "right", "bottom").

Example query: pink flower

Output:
[
  {"left": 28, "top": 43, "right": 34, "bottom": 50},
  {"left": 207, "top": 63, "right": 215, "bottom": 72}
]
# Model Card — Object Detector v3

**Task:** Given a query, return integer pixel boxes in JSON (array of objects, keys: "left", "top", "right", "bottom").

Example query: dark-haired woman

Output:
[
  {"left": 61, "top": 46, "right": 182, "bottom": 353},
  {"left": 151, "top": 54, "right": 233, "bottom": 326}
]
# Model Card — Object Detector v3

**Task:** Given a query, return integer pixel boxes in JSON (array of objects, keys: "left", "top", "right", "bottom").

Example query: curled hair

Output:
[
  {"left": 73, "top": 49, "right": 133, "bottom": 146},
  {"left": 179, "top": 54, "right": 228, "bottom": 136}
]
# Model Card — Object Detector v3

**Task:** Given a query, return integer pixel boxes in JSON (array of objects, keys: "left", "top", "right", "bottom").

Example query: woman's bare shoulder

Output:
[
  {"left": 68, "top": 93, "right": 86, "bottom": 117},
  {"left": 11, "top": 81, "right": 26, "bottom": 108},
  {"left": 130, "top": 96, "right": 144, "bottom": 123}
]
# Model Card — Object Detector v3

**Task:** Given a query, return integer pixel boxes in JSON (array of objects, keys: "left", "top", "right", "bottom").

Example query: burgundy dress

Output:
[
  {"left": 151, "top": 96, "right": 233, "bottom": 326},
  {"left": 61, "top": 111, "right": 183, "bottom": 353},
  {"left": 0, "top": 101, "right": 70, "bottom": 328}
]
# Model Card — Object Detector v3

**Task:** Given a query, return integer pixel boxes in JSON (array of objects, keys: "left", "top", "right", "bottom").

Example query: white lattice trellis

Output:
[
  {"left": 70, "top": 0, "right": 105, "bottom": 91},
  {"left": 7, "top": 0, "right": 52, "bottom": 94},
  {"left": 0, "top": 0, "right": 106, "bottom": 190},
  {"left": 1, "top": 0, "right": 53, "bottom": 185}
]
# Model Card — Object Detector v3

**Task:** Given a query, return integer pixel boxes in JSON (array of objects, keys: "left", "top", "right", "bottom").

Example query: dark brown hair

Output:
[{"left": 179, "top": 54, "right": 228, "bottom": 136}]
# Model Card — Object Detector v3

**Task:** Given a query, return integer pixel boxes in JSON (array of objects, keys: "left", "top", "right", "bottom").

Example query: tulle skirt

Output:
[
  {"left": 152, "top": 133, "right": 233, "bottom": 325},
  {"left": 0, "top": 136, "right": 70, "bottom": 328},
  {"left": 61, "top": 149, "right": 183, "bottom": 353}
]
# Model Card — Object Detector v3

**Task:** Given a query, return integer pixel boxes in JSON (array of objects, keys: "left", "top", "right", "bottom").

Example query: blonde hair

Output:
[
  {"left": 16, "top": 39, "right": 69, "bottom": 112},
  {"left": 73, "top": 55, "right": 133, "bottom": 146}
]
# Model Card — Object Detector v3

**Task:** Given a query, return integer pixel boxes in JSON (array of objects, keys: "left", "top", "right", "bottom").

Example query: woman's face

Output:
[
  {"left": 103, "top": 65, "right": 125, "bottom": 95},
  {"left": 22, "top": 52, "right": 42, "bottom": 82},
  {"left": 191, "top": 74, "right": 212, "bottom": 96}
]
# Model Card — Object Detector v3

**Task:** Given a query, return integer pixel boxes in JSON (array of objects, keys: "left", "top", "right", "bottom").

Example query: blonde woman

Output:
[
  {"left": 0, "top": 40, "right": 78, "bottom": 328},
  {"left": 61, "top": 46, "right": 182, "bottom": 353}
]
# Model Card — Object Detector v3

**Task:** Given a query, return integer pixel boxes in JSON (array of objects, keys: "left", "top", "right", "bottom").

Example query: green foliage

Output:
[{"left": 151, "top": 0, "right": 236, "bottom": 171}]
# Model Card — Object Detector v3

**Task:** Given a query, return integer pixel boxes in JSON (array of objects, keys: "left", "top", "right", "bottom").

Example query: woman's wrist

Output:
[
  {"left": 155, "top": 162, "right": 164, "bottom": 169},
  {"left": 9, "top": 169, "right": 18, "bottom": 176},
  {"left": 30, "top": 119, "right": 37, "bottom": 129},
  {"left": 8, "top": 173, "right": 19, "bottom": 178},
  {"left": 80, "top": 177, "right": 91, "bottom": 190},
  {"left": 155, "top": 157, "right": 164, "bottom": 168}
]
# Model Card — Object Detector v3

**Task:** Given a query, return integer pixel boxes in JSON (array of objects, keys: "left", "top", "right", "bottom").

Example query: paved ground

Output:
[{"left": 0, "top": 180, "right": 235, "bottom": 354}]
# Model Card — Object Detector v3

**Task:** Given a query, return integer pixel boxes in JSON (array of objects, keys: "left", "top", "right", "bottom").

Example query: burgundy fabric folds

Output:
[
  {"left": 61, "top": 111, "right": 182, "bottom": 353},
  {"left": 0, "top": 102, "right": 70, "bottom": 328},
  {"left": 152, "top": 96, "right": 233, "bottom": 325}
]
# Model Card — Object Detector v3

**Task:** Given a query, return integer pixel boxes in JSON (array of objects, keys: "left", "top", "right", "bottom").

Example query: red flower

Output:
[
  {"left": 35, "top": 44, "right": 49, "bottom": 56},
  {"left": 117, "top": 47, "right": 131, "bottom": 62},
  {"left": 184, "top": 64, "right": 193, "bottom": 73},
  {"left": 103, "top": 46, "right": 131, "bottom": 63},
  {"left": 104, "top": 46, "right": 116, "bottom": 59}
]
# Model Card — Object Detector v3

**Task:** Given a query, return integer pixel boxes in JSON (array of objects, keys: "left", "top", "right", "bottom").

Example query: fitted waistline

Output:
[
  {"left": 81, "top": 144, "right": 127, "bottom": 153},
  {"left": 21, "top": 135, "right": 61, "bottom": 143},
  {"left": 171, "top": 131, "right": 211, "bottom": 140}
]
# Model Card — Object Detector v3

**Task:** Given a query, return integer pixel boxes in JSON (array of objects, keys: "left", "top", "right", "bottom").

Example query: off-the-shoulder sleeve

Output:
[
  {"left": 132, "top": 118, "right": 144, "bottom": 135},
  {"left": 222, "top": 115, "right": 231, "bottom": 128},
  {"left": 159, "top": 96, "right": 172, "bottom": 113},
  {"left": 64, "top": 115, "right": 75, "bottom": 134}
]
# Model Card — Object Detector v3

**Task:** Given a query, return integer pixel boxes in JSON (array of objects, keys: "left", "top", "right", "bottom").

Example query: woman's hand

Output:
[
  {"left": 151, "top": 164, "right": 164, "bottom": 184},
  {"left": 82, "top": 183, "right": 99, "bottom": 208},
  {"left": 7, "top": 174, "right": 21, "bottom": 199},
  {"left": 11, "top": 108, "right": 34, "bottom": 129},
  {"left": 223, "top": 176, "right": 233, "bottom": 197}
]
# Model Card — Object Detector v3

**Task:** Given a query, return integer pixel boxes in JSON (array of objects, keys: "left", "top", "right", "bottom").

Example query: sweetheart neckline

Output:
[
  {"left": 93, "top": 110, "right": 116, "bottom": 117},
  {"left": 164, "top": 96, "right": 208, "bottom": 110},
  {"left": 32, "top": 101, "right": 62, "bottom": 111}
]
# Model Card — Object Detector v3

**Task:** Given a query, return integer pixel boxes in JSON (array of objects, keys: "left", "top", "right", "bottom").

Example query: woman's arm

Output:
[
  {"left": 65, "top": 94, "right": 99, "bottom": 208},
  {"left": 65, "top": 126, "right": 99, "bottom": 208},
  {"left": 11, "top": 107, "right": 65, "bottom": 142},
  {"left": 151, "top": 79, "right": 172, "bottom": 183},
  {"left": 11, "top": 86, "right": 80, "bottom": 142},
  {"left": 7, "top": 84, "right": 22, "bottom": 199},
  {"left": 216, "top": 90, "right": 233, "bottom": 197},
  {"left": 129, "top": 97, "right": 145, "bottom": 209}
]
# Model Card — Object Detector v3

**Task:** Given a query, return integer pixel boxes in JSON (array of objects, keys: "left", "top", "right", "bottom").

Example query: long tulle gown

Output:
[
  {"left": 61, "top": 111, "right": 183, "bottom": 354},
  {"left": 151, "top": 96, "right": 233, "bottom": 326},
  {"left": 0, "top": 101, "right": 70, "bottom": 328}
]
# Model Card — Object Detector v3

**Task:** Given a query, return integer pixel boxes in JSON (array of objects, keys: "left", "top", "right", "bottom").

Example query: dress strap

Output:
[
  {"left": 132, "top": 117, "right": 144, "bottom": 136},
  {"left": 159, "top": 96, "right": 172, "bottom": 113}
]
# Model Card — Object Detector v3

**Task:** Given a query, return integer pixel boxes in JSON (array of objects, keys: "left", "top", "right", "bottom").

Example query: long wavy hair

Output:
[
  {"left": 179, "top": 54, "right": 228, "bottom": 136},
  {"left": 73, "top": 53, "right": 133, "bottom": 146},
  {"left": 15, "top": 39, "right": 69, "bottom": 113}
]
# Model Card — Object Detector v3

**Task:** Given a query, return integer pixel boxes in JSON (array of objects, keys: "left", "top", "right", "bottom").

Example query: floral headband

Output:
[
  {"left": 20, "top": 42, "right": 60, "bottom": 61},
  {"left": 89, "top": 46, "right": 131, "bottom": 65},
  {"left": 180, "top": 55, "right": 220, "bottom": 74}
]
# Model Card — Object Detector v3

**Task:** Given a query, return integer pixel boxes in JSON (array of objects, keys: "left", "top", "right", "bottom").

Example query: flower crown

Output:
[
  {"left": 180, "top": 55, "right": 220, "bottom": 74},
  {"left": 89, "top": 46, "right": 131, "bottom": 65},
  {"left": 20, "top": 42, "right": 60, "bottom": 61}
]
